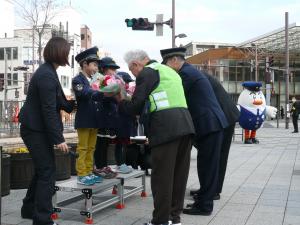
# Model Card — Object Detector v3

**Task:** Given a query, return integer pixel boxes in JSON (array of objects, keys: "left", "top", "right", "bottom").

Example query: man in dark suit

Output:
[
  {"left": 161, "top": 47, "right": 228, "bottom": 216},
  {"left": 198, "top": 73, "right": 240, "bottom": 200}
]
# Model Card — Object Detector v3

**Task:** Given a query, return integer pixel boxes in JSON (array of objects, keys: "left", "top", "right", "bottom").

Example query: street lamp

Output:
[
  {"left": 174, "top": 33, "right": 187, "bottom": 47},
  {"left": 251, "top": 43, "right": 258, "bottom": 81},
  {"left": 175, "top": 33, "right": 187, "bottom": 39}
]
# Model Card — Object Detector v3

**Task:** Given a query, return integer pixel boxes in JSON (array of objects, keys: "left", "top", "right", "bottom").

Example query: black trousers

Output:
[
  {"left": 216, "top": 124, "right": 235, "bottom": 194},
  {"left": 114, "top": 143, "right": 126, "bottom": 166},
  {"left": 194, "top": 130, "right": 223, "bottom": 212},
  {"left": 20, "top": 126, "right": 56, "bottom": 225},
  {"left": 151, "top": 135, "right": 192, "bottom": 224},
  {"left": 292, "top": 115, "right": 299, "bottom": 132},
  {"left": 94, "top": 136, "right": 110, "bottom": 168}
]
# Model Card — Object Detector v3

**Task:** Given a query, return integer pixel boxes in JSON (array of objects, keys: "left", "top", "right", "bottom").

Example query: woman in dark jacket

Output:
[{"left": 19, "top": 37, "right": 74, "bottom": 225}]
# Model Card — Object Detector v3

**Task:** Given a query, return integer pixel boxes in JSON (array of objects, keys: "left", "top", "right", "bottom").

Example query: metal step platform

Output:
[
  {"left": 114, "top": 169, "right": 147, "bottom": 208},
  {"left": 52, "top": 177, "right": 122, "bottom": 224},
  {"left": 51, "top": 169, "right": 147, "bottom": 224}
]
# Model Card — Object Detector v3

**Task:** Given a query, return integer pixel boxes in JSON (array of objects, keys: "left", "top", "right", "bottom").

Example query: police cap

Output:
[
  {"left": 117, "top": 71, "right": 134, "bottom": 83},
  {"left": 242, "top": 81, "right": 262, "bottom": 92},
  {"left": 99, "top": 57, "right": 120, "bottom": 69},
  {"left": 75, "top": 46, "right": 99, "bottom": 63},
  {"left": 160, "top": 47, "right": 186, "bottom": 64}
]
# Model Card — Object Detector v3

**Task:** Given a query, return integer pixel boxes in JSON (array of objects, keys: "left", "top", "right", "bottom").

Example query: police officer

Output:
[
  {"left": 190, "top": 73, "right": 240, "bottom": 200},
  {"left": 116, "top": 49, "right": 195, "bottom": 225},
  {"left": 160, "top": 47, "right": 228, "bottom": 216},
  {"left": 72, "top": 47, "right": 106, "bottom": 185}
]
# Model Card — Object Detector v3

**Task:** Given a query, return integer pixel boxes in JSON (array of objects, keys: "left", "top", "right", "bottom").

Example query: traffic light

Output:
[{"left": 125, "top": 18, "right": 154, "bottom": 31}]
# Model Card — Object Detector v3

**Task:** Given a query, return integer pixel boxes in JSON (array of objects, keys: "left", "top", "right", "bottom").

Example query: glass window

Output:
[
  {"left": 236, "top": 67, "right": 243, "bottom": 81},
  {"left": 0, "top": 73, "right": 4, "bottom": 83},
  {"left": 244, "top": 67, "right": 251, "bottom": 81},
  {"left": 0, "top": 48, "right": 4, "bottom": 60},
  {"left": 0, "top": 73, "right": 3, "bottom": 91},
  {"left": 7, "top": 73, "right": 11, "bottom": 86},
  {"left": 229, "top": 66, "right": 236, "bottom": 81},
  {"left": 5, "top": 48, "right": 11, "bottom": 59},
  {"left": 23, "top": 73, "right": 32, "bottom": 95},
  {"left": 13, "top": 73, "right": 18, "bottom": 85},
  {"left": 12, "top": 47, "right": 18, "bottom": 59}
]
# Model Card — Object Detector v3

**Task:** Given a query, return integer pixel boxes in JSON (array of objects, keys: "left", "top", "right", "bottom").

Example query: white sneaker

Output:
[{"left": 116, "top": 164, "right": 133, "bottom": 174}]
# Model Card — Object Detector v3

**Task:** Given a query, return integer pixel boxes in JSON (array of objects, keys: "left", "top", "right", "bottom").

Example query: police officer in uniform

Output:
[
  {"left": 116, "top": 49, "right": 195, "bottom": 225},
  {"left": 72, "top": 47, "right": 106, "bottom": 185},
  {"left": 160, "top": 47, "right": 228, "bottom": 216},
  {"left": 190, "top": 73, "right": 240, "bottom": 200}
]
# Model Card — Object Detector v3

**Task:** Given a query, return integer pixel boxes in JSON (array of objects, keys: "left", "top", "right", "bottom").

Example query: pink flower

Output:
[{"left": 91, "top": 82, "right": 99, "bottom": 90}]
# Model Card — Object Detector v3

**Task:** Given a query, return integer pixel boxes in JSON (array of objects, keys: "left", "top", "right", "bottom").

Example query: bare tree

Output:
[{"left": 15, "top": 0, "right": 59, "bottom": 66}]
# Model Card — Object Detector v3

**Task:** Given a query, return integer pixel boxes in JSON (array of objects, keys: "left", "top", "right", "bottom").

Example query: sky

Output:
[{"left": 14, "top": 0, "right": 300, "bottom": 72}]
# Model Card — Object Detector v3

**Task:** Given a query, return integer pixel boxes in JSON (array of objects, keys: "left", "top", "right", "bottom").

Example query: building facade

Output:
[
  {"left": 184, "top": 41, "right": 235, "bottom": 57},
  {"left": 186, "top": 24, "right": 300, "bottom": 109},
  {"left": 80, "top": 25, "right": 92, "bottom": 50}
]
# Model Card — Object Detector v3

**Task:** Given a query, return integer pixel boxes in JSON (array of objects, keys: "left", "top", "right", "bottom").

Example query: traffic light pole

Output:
[
  {"left": 171, "top": 0, "right": 175, "bottom": 47},
  {"left": 285, "top": 12, "right": 289, "bottom": 129},
  {"left": 4, "top": 49, "right": 8, "bottom": 118}
]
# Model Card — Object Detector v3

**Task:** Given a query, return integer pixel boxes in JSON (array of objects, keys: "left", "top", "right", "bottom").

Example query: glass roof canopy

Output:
[{"left": 237, "top": 23, "right": 300, "bottom": 57}]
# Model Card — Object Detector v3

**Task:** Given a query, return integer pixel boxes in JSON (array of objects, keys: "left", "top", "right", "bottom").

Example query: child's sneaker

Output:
[
  {"left": 94, "top": 167, "right": 118, "bottom": 179},
  {"left": 89, "top": 174, "right": 103, "bottom": 183},
  {"left": 77, "top": 175, "right": 96, "bottom": 186},
  {"left": 116, "top": 164, "right": 133, "bottom": 174}
]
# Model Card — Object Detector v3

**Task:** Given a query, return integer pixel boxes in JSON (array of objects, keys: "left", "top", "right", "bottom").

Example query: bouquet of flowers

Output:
[
  {"left": 99, "top": 74, "right": 122, "bottom": 94},
  {"left": 90, "top": 72, "right": 103, "bottom": 90},
  {"left": 126, "top": 82, "right": 136, "bottom": 96}
]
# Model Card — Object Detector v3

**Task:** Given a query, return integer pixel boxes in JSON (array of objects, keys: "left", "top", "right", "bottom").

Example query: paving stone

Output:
[{"left": 2, "top": 125, "right": 300, "bottom": 225}]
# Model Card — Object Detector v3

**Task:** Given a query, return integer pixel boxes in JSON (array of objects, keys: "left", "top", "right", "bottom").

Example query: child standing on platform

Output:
[{"left": 72, "top": 47, "right": 108, "bottom": 185}]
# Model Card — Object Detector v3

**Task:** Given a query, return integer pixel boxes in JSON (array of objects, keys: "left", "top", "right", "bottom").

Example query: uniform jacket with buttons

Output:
[
  {"left": 72, "top": 72, "right": 103, "bottom": 129},
  {"left": 179, "top": 63, "right": 228, "bottom": 137}
]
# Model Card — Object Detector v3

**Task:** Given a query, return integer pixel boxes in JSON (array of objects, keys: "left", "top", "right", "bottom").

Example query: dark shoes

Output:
[
  {"left": 292, "top": 131, "right": 299, "bottom": 133},
  {"left": 190, "top": 189, "right": 200, "bottom": 196},
  {"left": 244, "top": 138, "right": 259, "bottom": 144},
  {"left": 213, "top": 193, "right": 221, "bottom": 200},
  {"left": 251, "top": 138, "right": 259, "bottom": 144},
  {"left": 187, "top": 193, "right": 221, "bottom": 208},
  {"left": 21, "top": 206, "right": 33, "bottom": 219},
  {"left": 192, "top": 193, "right": 220, "bottom": 201},
  {"left": 183, "top": 206, "right": 212, "bottom": 216}
]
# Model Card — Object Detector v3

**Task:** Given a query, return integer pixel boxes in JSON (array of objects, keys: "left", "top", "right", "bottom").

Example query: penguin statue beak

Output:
[{"left": 253, "top": 99, "right": 263, "bottom": 105}]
